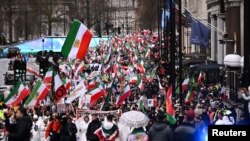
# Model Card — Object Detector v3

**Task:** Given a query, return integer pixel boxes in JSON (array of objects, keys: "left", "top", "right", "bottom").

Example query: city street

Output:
[{"left": 0, "top": 0, "right": 250, "bottom": 141}]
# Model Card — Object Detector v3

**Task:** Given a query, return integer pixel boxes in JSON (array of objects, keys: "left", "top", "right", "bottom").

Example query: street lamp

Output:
[
  {"left": 42, "top": 37, "right": 45, "bottom": 56},
  {"left": 224, "top": 54, "right": 241, "bottom": 101}
]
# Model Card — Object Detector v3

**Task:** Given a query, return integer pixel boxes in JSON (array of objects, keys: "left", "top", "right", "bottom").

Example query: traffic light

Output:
[
  {"left": 39, "top": 59, "right": 49, "bottom": 77},
  {"left": 13, "top": 60, "right": 26, "bottom": 82}
]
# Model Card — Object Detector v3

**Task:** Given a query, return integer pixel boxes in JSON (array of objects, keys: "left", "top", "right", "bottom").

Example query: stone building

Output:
[{"left": 207, "top": 0, "right": 244, "bottom": 64}]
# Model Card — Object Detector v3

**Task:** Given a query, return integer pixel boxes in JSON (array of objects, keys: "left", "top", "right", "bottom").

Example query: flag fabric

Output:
[
  {"left": 145, "top": 48, "right": 151, "bottom": 58},
  {"left": 136, "top": 75, "right": 144, "bottom": 90},
  {"left": 166, "top": 112, "right": 176, "bottom": 125},
  {"left": 61, "top": 20, "right": 93, "bottom": 60},
  {"left": 8, "top": 83, "right": 30, "bottom": 106},
  {"left": 24, "top": 80, "right": 42, "bottom": 106},
  {"left": 185, "top": 90, "right": 195, "bottom": 104},
  {"left": 66, "top": 80, "right": 87, "bottom": 103},
  {"left": 54, "top": 73, "right": 67, "bottom": 103},
  {"left": 25, "top": 80, "right": 50, "bottom": 107},
  {"left": 190, "top": 19, "right": 210, "bottom": 47},
  {"left": 161, "top": 10, "right": 170, "bottom": 29},
  {"left": 182, "top": 78, "right": 190, "bottom": 92},
  {"left": 4, "top": 80, "right": 21, "bottom": 104},
  {"left": 63, "top": 77, "right": 71, "bottom": 91},
  {"left": 166, "top": 86, "right": 174, "bottom": 116},
  {"left": 197, "top": 71, "right": 205, "bottom": 84},
  {"left": 34, "top": 82, "right": 50, "bottom": 106},
  {"left": 87, "top": 84, "right": 104, "bottom": 107},
  {"left": 44, "top": 68, "right": 53, "bottom": 89},
  {"left": 116, "top": 85, "right": 132, "bottom": 105}
]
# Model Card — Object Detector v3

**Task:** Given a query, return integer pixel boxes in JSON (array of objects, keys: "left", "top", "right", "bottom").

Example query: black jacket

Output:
[
  {"left": 4, "top": 116, "right": 17, "bottom": 141},
  {"left": 148, "top": 122, "right": 173, "bottom": 141},
  {"left": 173, "top": 123, "right": 196, "bottom": 141},
  {"left": 8, "top": 116, "right": 32, "bottom": 141},
  {"left": 86, "top": 119, "right": 101, "bottom": 141}
]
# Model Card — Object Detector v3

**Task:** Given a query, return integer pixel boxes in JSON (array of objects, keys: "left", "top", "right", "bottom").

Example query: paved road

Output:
[{"left": 0, "top": 58, "right": 10, "bottom": 86}]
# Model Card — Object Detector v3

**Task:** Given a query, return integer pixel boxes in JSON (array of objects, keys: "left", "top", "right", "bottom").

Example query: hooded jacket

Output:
[{"left": 148, "top": 122, "right": 173, "bottom": 141}]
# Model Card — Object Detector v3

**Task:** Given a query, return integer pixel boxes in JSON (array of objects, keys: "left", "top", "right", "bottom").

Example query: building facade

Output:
[{"left": 207, "top": 0, "right": 244, "bottom": 64}]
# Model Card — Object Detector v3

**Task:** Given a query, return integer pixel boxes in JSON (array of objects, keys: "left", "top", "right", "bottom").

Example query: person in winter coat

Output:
[
  {"left": 94, "top": 114, "right": 119, "bottom": 141},
  {"left": 6, "top": 106, "right": 33, "bottom": 141},
  {"left": 173, "top": 109, "right": 197, "bottom": 141},
  {"left": 148, "top": 111, "right": 173, "bottom": 141},
  {"left": 45, "top": 113, "right": 61, "bottom": 141},
  {"left": 59, "top": 116, "right": 77, "bottom": 141},
  {"left": 31, "top": 115, "right": 46, "bottom": 141},
  {"left": 86, "top": 113, "right": 101, "bottom": 141},
  {"left": 4, "top": 108, "right": 17, "bottom": 141}
]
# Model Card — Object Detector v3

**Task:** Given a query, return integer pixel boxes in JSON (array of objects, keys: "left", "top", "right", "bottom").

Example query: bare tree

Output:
[{"left": 136, "top": 0, "right": 158, "bottom": 30}]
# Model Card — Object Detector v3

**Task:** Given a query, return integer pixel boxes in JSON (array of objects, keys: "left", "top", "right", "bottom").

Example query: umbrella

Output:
[
  {"left": 119, "top": 110, "right": 149, "bottom": 128},
  {"left": 194, "top": 62, "right": 224, "bottom": 71},
  {"left": 184, "top": 52, "right": 206, "bottom": 58}
]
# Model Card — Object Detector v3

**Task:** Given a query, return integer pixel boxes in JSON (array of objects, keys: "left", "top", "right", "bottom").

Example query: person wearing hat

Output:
[
  {"left": 173, "top": 109, "right": 196, "bottom": 141},
  {"left": 148, "top": 110, "right": 173, "bottom": 141},
  {"left": 86, "top": 113, "right": 101, "bottom": 141}
]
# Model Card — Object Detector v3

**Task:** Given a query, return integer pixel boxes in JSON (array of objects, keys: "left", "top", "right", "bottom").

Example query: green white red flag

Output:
[
  {"left": 116, "top": 85, "right": 132, "bottom": 105},
  {"left": 7, "top": 82, "right": 30, "bottom": 106},
  {"left": 54, "top": 72, "right": 67, "bottom": 103},
  {"left": 61, "top": 20, "right": 93, "bottom": 60},
  {"left": 25, "top": 80, "right": 50, "bottom": 107}
]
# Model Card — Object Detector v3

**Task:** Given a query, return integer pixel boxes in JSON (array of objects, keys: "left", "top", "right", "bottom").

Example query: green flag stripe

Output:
[
  {"left": 166, "top": 112, "right": 176, "bottom": 125},
  {"left": 4, "top": 80, "right": 21, "bottom": 103},
  {"left": 61, "top": 20, "right": 81, "bottom": 57},
  {"left": 24, "top": 80, "right": 41, "bottom": 105}
]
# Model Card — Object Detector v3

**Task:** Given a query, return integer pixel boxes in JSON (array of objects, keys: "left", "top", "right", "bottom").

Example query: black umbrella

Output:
[
  {"left": 194, "top": 62, "right": 224, "bottom": 71},
  {"left": 184, "top": 52, "right": 206, "bottom": 58}
]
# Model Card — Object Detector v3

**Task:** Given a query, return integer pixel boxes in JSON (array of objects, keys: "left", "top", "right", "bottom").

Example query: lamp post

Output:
[
  {"left": 42, "top": 37, "right": 45, "bottom": 56},
  {"left": 224, "top": 54, "right": 241, "bottom": 101}
]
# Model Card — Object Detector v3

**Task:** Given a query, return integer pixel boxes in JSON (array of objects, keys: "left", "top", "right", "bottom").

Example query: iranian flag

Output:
[
  {"left": 63, "top": 77, "right": 71, "bottom": 91},
  {"left": 197, "top": 71, "right": 205, "bottom": 85},
  {"left": 8, "top": 82, "right": 30, "bottom": 106},
  {"left": 61, "top": 20, "right": 93, "bottom": 60},
  {"left": 139, "top": 60, "right": 145, "bottom": 74},
  {"left": 129, "top": 76, "right": 138, "bottom": 84},
  {"left": 54, "top": 73, "right": 67, "bottom": 103},
  {"left": 87, "top": 84, "right": 105, "bottom": 107},
  {"left": 4, "top": 80, "right": 22, "bottom": 105},
  {"left": 145, "top": 48, "right": 151, "bottom": 58},
  {"left": 185, "top": 90, "right": 195, "bottom": 104},
  {"left": 116, "top": 85, "right": 132, "bottom": 105},
  {"left": 44, "top": 68, "right": 53, "bottom": 88},
  {"left": 25, "top": 80, "right": 50, "bottom": 107},
  {"left": 166, "top": 86, "right": 174, "bottom": 115},
  {"left": 182, "top": 78, "right": 189, "bottom": 92},
  {"left": 135, "top": 75, "right": 144, "bottom": 90}
]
